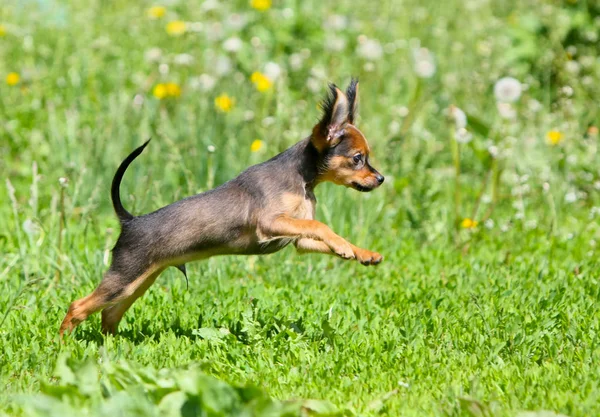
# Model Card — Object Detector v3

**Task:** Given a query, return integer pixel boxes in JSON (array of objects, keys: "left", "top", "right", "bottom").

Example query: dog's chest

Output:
[{"left": 282, "top": 191, "right": 316, "bottom": 220}]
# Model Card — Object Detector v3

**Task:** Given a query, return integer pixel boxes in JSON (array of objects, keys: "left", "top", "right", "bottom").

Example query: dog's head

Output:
[{"left": 311, "top": 79, "right": 384, "bottom": 192}]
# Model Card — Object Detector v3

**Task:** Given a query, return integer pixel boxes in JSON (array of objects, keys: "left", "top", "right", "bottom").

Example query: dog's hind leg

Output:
[
  {"left": 59, "top": 263, "right": 164, "bottom": 337},
  {"left": 100, "top": 266, "right": 165, "bottom": 335}
]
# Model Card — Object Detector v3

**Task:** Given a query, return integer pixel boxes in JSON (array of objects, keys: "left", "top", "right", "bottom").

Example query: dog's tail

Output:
[{"left": 111, "top": 139, "right": 151, "bottom": 222}]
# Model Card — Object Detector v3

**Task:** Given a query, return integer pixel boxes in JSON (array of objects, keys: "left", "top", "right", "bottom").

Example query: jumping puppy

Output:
[{"left": 60, "top": 79, "right": 384, "bottom": 336}]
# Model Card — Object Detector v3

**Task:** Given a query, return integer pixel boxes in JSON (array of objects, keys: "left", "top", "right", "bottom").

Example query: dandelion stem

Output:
[{"left": 450, "top": 128, "right": 461, "bottom": 237}]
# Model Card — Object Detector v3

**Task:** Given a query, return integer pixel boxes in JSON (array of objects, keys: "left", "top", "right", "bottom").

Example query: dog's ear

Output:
[
  {"left": 346, "top": 78, "right": 359, "bottom": 124},
  {"left": 312, "top": 83, "right": 349, "bottom": 151}
]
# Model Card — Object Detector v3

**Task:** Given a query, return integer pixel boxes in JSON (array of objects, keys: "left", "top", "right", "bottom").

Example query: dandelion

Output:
[
  {"left": 494, "top": 77, "right": 522, "bottom": 102},
  {"left": 461, "top": 218, "right": 478, "bottom": 229},
  {"left": 0, "top": 25, "right": 6, "bottom": 37},
  {"left": 448, "top": 105, "right": 467, "bottom": 129},
  {"left": 455, "top": 128, "right": 472, "bottom": 144},
  {"left": 189, "top": 74, "right": 216, "bottom": 92},
  {"left": 565, "top": 192, "right": 577, "bottom": 203},
  {"left": 6, "top": 72, "right": 20, "bottom": 86},
  {"left": 166, "top": 20, "right": 186, "bottom": 36},
  {"left": 250, "top": 139, "right": 263, "bottom": 152},
  {"left": 145, "top": 47, "right": 162, "bottom": 63},
  {"left": 263, "top": 62, "right": 281, "bottom": 81},
  {"left": 173, "top": 53, "right": 194, "bottom": 66},
  {"left": 153, "top": 83, "right": 168, "bottom": 99},
  {"left": 357, "top": 37, "right": 383, "bottom": 61},
  {"left": 250, "top": 0, "right": 271, "bottom": 11},
  {"left": 546, "top": 130, "right": 562, "bottom": 146},
  {"left": 147, "top": 6, "right": 166, "bottom": 19},
  {"left": 496, "top": 102, "right": 516, "bottom": 120},
  {"left": 165, "top": 82, "right": 181, "bottom": 97},
  {"left": 251, "top": 72, "right": 272, "bottom": 92},
  {"left": 223, "top": 37, "right": 243, "bottom": 52},
  {"left": 214, "top": 93, "right": 234, "bottom": 112},
  {"left": 412, "top": 47, "right": 436, "bottom": 78}
]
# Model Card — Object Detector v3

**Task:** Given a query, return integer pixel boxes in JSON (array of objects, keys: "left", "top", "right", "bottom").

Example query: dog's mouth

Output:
[{"left": 351, "top": 182, "right": 374, "bottom": 192}]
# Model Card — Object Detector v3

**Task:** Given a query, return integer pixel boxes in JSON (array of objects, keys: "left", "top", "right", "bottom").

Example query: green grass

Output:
[{"left": 1, "top": 0, "right": 600, "bottom": 415}]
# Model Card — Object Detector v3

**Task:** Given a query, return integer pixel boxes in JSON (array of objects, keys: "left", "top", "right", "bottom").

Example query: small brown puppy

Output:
[{"left": 60, "top": 79, "right": 384, "bottom": 336}]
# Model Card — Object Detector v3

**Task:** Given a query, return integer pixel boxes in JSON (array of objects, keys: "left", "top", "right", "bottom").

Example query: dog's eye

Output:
[{"left": 353, "top": 154, "right": 362, "bottom": 164}]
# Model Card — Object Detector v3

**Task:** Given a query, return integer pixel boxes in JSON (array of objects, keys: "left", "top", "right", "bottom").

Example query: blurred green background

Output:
[{"left": 1, "top": 0, "right": 600, "bottom": 416}]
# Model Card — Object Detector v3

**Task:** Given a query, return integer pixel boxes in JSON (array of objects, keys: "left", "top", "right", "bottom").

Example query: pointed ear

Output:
[
  {"left": 346, "top": 78, "right": 359, "bottom": 124},
  {"left": 312, "top": 84, "right": 349, "bottom": 151}
]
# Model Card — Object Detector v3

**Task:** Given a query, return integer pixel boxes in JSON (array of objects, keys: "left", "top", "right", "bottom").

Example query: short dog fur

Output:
[{"left": 60, "top": 79, "right": 384, "bottom": 336}]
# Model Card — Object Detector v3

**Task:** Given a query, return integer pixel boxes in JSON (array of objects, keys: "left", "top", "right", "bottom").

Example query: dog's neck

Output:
[{"left": 295, "top": 137, "right": 323, "bottom": 195}]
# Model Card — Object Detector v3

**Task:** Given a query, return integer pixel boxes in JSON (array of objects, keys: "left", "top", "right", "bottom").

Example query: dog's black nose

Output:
[{"left": 376, "top": 174, "right": 385, "bottom": 184}]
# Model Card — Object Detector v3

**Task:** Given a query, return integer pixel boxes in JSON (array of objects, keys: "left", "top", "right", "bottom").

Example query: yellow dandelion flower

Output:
[
  {"left": 147, "top": 6, "right": 166, "bottom": 19},
  {"left": 250, "top": 0, "right": 272, "bottom": 11},
  {"left": 166, "top": 20, "right": 186, "bottom": 36},
  {"left": 6, "top": 72, "right": 20, "bottom": 86},
  {"left": 461, "top": 218, "right": 478, "bottom": 229},
  {"left": 546, "top": 130, "right": 562, "bottom": 146},
  {"left": 153, "top": 83, "right": 168, "bottom": 99},
  {"left": 250, "top": 71, "right": 272, "bottom": 92},
  {"left": 250, "top": 139, "right": 264, "bottom": 152},
  {"left": 0, "top": 25, "right": 6, "bottom": 37},
  {"left": 214, "top": 94, "right": 234, "bottom": 112},
  {"left": 165, "top": 82, "right": 181, "bottom": 97}
]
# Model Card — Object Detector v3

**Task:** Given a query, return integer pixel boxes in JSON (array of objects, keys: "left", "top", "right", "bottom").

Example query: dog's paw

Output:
[
  {"left": 330, "top": 238, "right": 355, "bottom": 260},
  {"left": 354, "top": 248, "right": 383, "bottom": 266}
]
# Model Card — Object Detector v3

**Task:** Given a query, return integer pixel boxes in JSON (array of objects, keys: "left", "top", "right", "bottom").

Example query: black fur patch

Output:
[
  {"left": 316, "top": 83, "right": 340, "bottom": 136},
  {"left": 346, "top": 78, "right": 358, "bottom": 124}
]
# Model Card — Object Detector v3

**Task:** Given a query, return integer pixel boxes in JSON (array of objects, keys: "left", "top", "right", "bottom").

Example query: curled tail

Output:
[{"left": 111, "top": 139, "right": 151, "bottom": 222}]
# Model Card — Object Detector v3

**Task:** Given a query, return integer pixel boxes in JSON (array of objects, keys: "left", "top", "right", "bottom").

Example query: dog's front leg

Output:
[
  {"left": 261, "top": 216, "right": 355, "bottom": 259},
  {"left": 295, "top": 238, "right": 383, "bottom": 266}
]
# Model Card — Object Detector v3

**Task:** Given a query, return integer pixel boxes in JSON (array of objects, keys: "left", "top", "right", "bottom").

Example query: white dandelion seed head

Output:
[
  {"left": 494, "top": 77, "right": 522, "bottom": 103},
  {"left": 289, "top": 53, "right": 303, "bottom": 71},
  {"left": 488, "top": 145, "right": 499, "bottom": 158},
  {"left": 226, "top": 13, "right": 247, "bottom": 30},
  {"left": 251, "top": 37, "right": 261, "bottom": 47},
  {"left": 325, "top": 14, "right": 348, "bottom": 31},
  {"left": 174, "top": 53, "right": 194, "bottom": 66},
  {"left": 528, "top": 99, "right": 542, "bottom": 112},
  {"left": 207, "top": 145, "right": 216, "bottom": 153},
  {"left": 496, "top": 102, "right": 516, "bottom": 120},
  {"left": 356, "top": 37, "right": 383, "bottom": 61},
  {"left": 58, "top": 177, "right": 69, "bottom": 187},
  {"left": 396, "top": 106, "right": 409, "bottom": 117},
  {"left": 484, "top": 219, "right": 494, "bottom": 229},
  {"left": 159, "top": 63, "right": 169, "bottom": 75},
  {"left": 389, "top": 120, "right": 401, "bottom": 134},
  {"left": 189, "top": 74, "right": 216, "bottom": 92},
  {"left": 214, "top": 55, "right": 232, "bottom": 76},
  {"left": 565, "top": 60, "right": 580, "bottom": 74},
  {"left": 244, "top": 110, "right": 255, "bottom": 121},
  {"left": 133, "top": 94, "right": 144, "bottom": 108},
  {"left": 222, "top": 37, "right": 243, "bottom": 53},
  {"left": 412, "top": 47, "right": 436, "bottom": 78},
  {"left": 565, "top": 192, "right": 577, "bottom": 203},
  {"left": 22, "top": 219, "right": 40, "bottom": 237},
  {"left": 561, "top": 85, "right": 574, "bottom": 97},
  {"left": 306, "top": 77, "right": 321, "bottom": 93},
  {"left": 202, "top": 0, "right": 220, "bottom": 12},
  {"left": 455, "top": 128, "right": 472, "bottom": 144},
  {"left": 325, "top": 36, "right": 347, "bottom": 52},
  {"left": 144, "top": 47, "right": 162, "bottom": 63},
  {"left": 449, "top": 105, "right": 467, "bottom": 129},
  {"left": 264, "top": 62, "right": 282, "bottom": 81}
]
